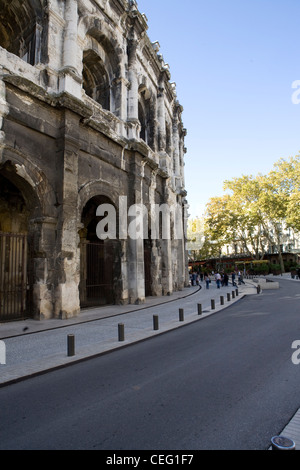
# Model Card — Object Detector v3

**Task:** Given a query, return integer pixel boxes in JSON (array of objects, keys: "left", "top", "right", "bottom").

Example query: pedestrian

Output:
[
  {"left": 204, "top": 273, "right": 210, "bottom": 289},
  {"left": 232, "top": 271, "right": 237, "bottom": 287},
  {"left": 238, "top": 270, "right": 245, "bottom": 285},
  {"left": 223, "top": 272, "right": 229, "bottom": 286},
  {"left": 215, "top": 272, "right": 221, "bottom": 289}
]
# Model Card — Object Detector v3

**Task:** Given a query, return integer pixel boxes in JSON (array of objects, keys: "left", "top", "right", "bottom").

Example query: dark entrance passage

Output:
[
  {"left": 80, "top": 195, "right": 121, "bottom": 308},
  {"left": 0, "top": 173, "right": 34, "bottom": 321},
  {"left": 79, "top": 240, "right": 114, "bottom": 308},
  {"left": 0, "top": 232, "right": 31, "bottom": 321}
]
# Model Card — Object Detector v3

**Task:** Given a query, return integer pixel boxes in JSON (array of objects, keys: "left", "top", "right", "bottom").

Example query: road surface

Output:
[{"left": 0, "top": 279, "right": 299, "bottom": 450}]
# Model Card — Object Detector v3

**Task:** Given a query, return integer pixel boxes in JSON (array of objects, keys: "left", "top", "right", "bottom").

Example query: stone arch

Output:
[
  {"left": 0, "top": 158, "right": 59, "bottom": 321},
  {"left": 79, "top": 190, "right": 122, "bottom": 308},
  {"left": 138, "top": 83, "right": 154, "bottom": 148},
  {"left": 0, "top": 160, "right": 43, "bottom": 221},
  {"left": 0, "top": 160, "right": 44, "bottom": 321},
  {"left": 0, "top": 157, "right": 57, "bottom": 221},
  {"left": 82, "top": 48, "right": 111, "bottom": 110},
  {"left": 79, "top": 15, "right": 123, "bottom": 113},
  {"left": 78, "top": 180, "right": 123, "bottom": 307},
  {"left": 78, "top": 179, "right": 121, "bottom": 219},
  {"left": 0, "top": 0, "right": 46, "bottom": 65}
]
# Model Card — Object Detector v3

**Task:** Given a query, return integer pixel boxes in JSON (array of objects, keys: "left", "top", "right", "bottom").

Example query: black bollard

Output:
[
  {"left": 197, "top": 303, "right": 202, "bottom": 315},
  {"left": 153, "top": 315, "right": 159, "bottom": 331},
  {"left": 211, "top": 299, "right": 215, "bottom": 310},
  {"left": 179, "top": 308, "right": 184, "bottom": 322},
  {"left": 67, "top": 334, "right": 75, "bottom": 357},
  {"left": 227, "top": 293, "right": 231, "bottom": 302},
  {"left": 118, "top": 323, "right": 125, "bottom": 342},
  {"left": 220, "top": 296, "right": 224, "bottom": 305}
]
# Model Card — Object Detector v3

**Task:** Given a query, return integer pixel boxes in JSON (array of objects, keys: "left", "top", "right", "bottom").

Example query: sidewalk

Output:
[{"left": 0, "top": 280, "right": 256, "bottom": 386}]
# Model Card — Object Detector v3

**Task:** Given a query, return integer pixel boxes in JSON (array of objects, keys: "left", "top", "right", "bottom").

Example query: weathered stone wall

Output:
[{"left": 0, "top": 0, "right": 188, "bottom": 321}]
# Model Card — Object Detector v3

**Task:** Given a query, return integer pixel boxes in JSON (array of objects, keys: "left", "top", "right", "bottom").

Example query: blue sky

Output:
[{"left": 137, "top": 0, "right": 300, "bottom": 218}]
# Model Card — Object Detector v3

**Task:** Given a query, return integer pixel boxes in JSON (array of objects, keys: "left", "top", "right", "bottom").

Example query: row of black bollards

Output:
[
  {"left": 116, "top": 288, "right": 240, "bottom": 342},
  {"left": 67, "top": 288, "right": 241, "bottom": 354}
]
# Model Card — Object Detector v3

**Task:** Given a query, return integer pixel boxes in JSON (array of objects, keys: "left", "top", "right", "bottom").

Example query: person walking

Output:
[
  {"left": 215, "top": 272, "right": 221, "bottom": 289},
  {"left": 204, "top": 273, "right": 210, "bottom": 289},
  {"left": 238, "top": 270, "right": 245, "bottom": 285},
  {"left": 232, "top": 271, "right": 237, "bottom": 287}
]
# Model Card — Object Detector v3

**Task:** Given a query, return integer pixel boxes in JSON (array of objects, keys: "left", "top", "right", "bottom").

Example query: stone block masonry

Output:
[{"left": 0, "top": 0, "right": 188, "bottom": 321}]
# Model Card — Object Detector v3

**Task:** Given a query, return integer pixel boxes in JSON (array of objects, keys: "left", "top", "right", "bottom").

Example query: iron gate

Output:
[
  {"left": 0, "top": 232, "right": 31, "bottom": 321},
  {"left": 80, "top": 241, "right": 114, "bottom": 308}
]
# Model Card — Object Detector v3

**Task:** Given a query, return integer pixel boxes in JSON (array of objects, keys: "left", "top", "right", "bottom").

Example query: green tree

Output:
[
  {"left": 269, "top": 155, "right": 300, "bottom": 232},
  {"left": 201, "top": 155, "right": 299, "bottom": 272},
  {"left": 223, "top": 175, "right": 268, "bottom": 259}
]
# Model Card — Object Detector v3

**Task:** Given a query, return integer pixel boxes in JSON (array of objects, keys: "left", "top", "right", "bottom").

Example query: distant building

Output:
[
  {"left": 0, "top": 0, "right": 188, "bottom": 321},
  {"left": 221, "top": 224, "right": 300, "bottom": 261}
]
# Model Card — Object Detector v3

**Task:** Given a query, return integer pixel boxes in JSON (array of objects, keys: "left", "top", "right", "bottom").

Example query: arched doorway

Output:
[
  {"left": 79, "top": 195, "right": 121, "bottom": 307},
  {"left": 0, "top": 174, "right": 33, "bottom": 320}
]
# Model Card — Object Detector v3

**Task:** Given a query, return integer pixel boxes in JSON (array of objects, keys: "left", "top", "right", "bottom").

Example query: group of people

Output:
[{"left": 190, "top": 270, "right": 245, "bottom": 289}]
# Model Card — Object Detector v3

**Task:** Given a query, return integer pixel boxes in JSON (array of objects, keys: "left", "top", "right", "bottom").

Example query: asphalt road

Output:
[{"left": 0, "top": 279, "right": 299, "bottom": 450}]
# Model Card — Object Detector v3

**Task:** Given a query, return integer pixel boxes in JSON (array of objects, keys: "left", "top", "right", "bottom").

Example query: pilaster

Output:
[{"left": 54, "top": 109, "right": 80, "bottom": 319}]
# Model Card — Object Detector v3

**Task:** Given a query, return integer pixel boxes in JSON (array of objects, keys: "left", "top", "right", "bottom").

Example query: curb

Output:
[{"left": 0, "top": 291, "right": 248, "bottom": 387}]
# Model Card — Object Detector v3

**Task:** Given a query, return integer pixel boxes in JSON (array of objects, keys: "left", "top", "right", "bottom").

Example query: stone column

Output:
[
  {"left": 157, "top": 75, "right": 166, "bottom": 153},
  {"left": 54, "top": 110, "right": 80, "bottom": 319},
  {"left": 148, "top": 170, "right": 162, "bottom": 296},
  {"left": 59, "top": 0, "right": 82, "bottom": 99},
  {"left": 127, "top": 38, "right": 139, "bottom": 139},
  {"left": 127, "top": 154, "right": 146, "bottom": 304},
  {"left": 111, "top": 76, "right": 129, "bottom": 138},
  {"left": 30, "top": 217, "right": 58, "bottom": 320},
  {"left": 159, "top": 184, "right": 174, "bottom": 295},
  {"left": 179, "top": 128, "right": 187, "bottom": 187},
  {"left": 176, "top": 197, "right": 187, "bottom": 291},
  {"left": 63, "top": 0, "right": 78, "bottom": 71},
  {"left": 172, "top": 115, "right": 180, "bottom": 177}
]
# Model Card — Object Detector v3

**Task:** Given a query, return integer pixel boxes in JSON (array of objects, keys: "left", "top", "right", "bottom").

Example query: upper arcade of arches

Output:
[
  {"left": 0, "top": 0, "right": 45, "bottom": 65},
  {"left": 0, "top": 0, "right": 187, "bottom": 183}
]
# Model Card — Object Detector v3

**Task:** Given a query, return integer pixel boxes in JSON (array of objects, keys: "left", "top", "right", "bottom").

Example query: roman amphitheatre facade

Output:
[{"left": 0, "top": 0, "right": 188, "bottom": 321}]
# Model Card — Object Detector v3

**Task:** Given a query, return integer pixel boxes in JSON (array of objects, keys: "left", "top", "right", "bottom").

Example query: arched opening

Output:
[
  {"left": 79, "top": 195, "right": 121, "bottom": 307},
  {"left": 138, "top": 85, "right": 154, "bottom": 149},
  {"left": 82, "top": 49, "right": 110, "bottom": 110},
  {"left": 138, "top": 101, "right": 147, "bottom": 142},
  {"left": 0, "top": 0, "right": 44, "bottom": 65},
  {"left": 0, "top": 171, "right": 36, "bottom": 320},
  {"left": 165, "top": 121, "right": 172, "bottom": 156}
]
